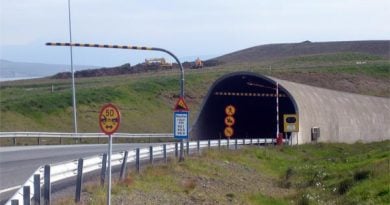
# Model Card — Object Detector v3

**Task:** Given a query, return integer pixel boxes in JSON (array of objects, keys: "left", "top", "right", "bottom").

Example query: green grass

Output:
[
  {"left": 0, "top": 54, "right": 389, "bottom": 133},
  {"left": 284, "top": 52, "right": 384, "bottom": 63},
  {"left": 53, "top": 141, "right": 390, "bottom": 205}
]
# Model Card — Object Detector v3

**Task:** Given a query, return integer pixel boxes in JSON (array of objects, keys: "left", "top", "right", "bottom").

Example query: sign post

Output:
[
  {"left": 99, "top": 103, "right": 121, "bottom": 205},
  {"left": 173, "top": 97, "right": 189, "bottom": 161}
]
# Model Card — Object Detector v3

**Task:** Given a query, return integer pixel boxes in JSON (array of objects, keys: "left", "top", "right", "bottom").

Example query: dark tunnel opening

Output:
[{"left": 191, "top": 72, "right": 298, "bottom": 140}]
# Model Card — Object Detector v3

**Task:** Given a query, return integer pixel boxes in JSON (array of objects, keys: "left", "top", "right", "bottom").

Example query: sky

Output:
[{"left": 0, "top": 0, "right": 389, "bottom": 67}]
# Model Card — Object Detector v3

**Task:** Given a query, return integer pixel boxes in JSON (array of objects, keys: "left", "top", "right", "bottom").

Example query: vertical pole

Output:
[
  {"left": 13, "top": 137, "right": 16, "bottom": 145},
  {"left": 208, "top": 139, "right": 211, "bottom": 149},
  {"left": 197, "top": 140, "right": 200, "bottom": 154},
  {"left": 163, "top": 144, "right": 167, "bottom": 163},
  {"left": 149, "top": 146, "right": 153, "bottom": 165},
  {"left": 179, "top": 140, "right": 184, "bottom": 161},
  {"left": 107, "top": 135, "right": 112, "bottom": 205},
  {"left": 23, "top": 186, "right": 30, "bottom": 205},
  {"left": 68, "top": 0, "right": 78, "bottom": 136},
  {"left": 37, "top": 137, "right": 40, "bottom": 145},
  {"left": 276, "top": 82, "right": 279, "bottom": 143},
  {"left": 175, "top": 142, "right": 178, "bottom": 158},
  {"left": 75, "top": 158, "right": 83, "bottom": 203},
  {"left": 136, "top": 148, "right": 140, "bottom": 173},
  {"left": 227, "top": 138, "right": 230, "bottom": 149},
  {"left": 44, "top": 165, "right": 50, "bottom": 205},
  {"left": 218, "top": 139, "right": 221, "bottom": 150},
  {"left": 100, "top": 153, "right": 107, "bottom": 186},
  {"left": 119, "top": 151, "right": 129, "bottom": 180},
  {"left": 235, "top": 138, "right": 238, "bottom": 150},
  {"left": 33, "top": 174, "right": 40, "bottom": 205},
  {"left": 186, "top": 140, "right": 190, "bottom": 155}
]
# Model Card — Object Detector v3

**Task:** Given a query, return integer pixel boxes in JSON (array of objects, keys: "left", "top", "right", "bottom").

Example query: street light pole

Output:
[{"left": 67, "top": 0, "right": 78, "bottom": 136}]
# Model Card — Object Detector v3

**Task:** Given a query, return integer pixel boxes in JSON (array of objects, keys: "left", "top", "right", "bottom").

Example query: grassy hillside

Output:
[
  {"left": 0, "top": 55, "right": 389, "bottom": 133},
  {"left": 55, "top": 141, "right": 390, "bottom": 205}
]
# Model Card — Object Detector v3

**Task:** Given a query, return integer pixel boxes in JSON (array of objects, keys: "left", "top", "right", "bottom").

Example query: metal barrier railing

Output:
[{"left": 5, "top": 138, "right": 276, "bottom": 204}]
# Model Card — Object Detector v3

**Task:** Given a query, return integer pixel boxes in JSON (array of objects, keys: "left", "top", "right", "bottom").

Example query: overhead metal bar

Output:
[{"left": 46, "top": 42, "right": 185, "bottom": 97}]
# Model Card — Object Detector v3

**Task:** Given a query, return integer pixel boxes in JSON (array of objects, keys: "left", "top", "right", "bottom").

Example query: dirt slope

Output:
[{"left": 213, "top": 40, "right": 390, "bottom": 64}]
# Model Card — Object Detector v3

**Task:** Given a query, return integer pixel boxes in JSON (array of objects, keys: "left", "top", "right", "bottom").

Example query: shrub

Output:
[
  {"left": 353, "top": 170, "right": 370, "bottom": 182},
  {"left": 338, "top": 179, "right": 354, "bottom": 195}
]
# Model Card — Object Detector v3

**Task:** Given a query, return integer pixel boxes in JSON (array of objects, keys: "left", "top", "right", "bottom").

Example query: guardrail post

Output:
[
  {"left": 44, "top": 165, "right": 51, "bottom": 205},
  {"left": 197, "top": 140, "right": 200, "bottom": 154},
  {"left": 23, "top": 186, "right": 30, "bottom": 205},
  {"left": 13, "top": 137, "right": 16, "bottom": 145},
  {"left": 235, "top": 138, "right": 238, "bottom": 150},
  {"left": 227, "top": 138, "right": 230, "bottom": 149},
  {"left": 11, "top": 200, "right": 18, "bottom": 205},
  {"left": 186, "top": 141, "right": 190, "bottom": 155},
  {"left": 163, "top": 144, "right": 167, "bottom": 163},
  {"left": 34, "top": 174, "right": 40, "bottom": 205},
  {"left": 120, "top": 151, "right": 129, "bottom": 180},
  {"left": 250, "top": 138, "right": 253, "bottom": 145},
  {"left": 136, "top": 148, "right": 140, "bottom": 173},
  {"left": 149, "top": 146, "right": 153, "bottom": 165},
  {"left": 218, "top": 139, "right": 221, "bottom": 150},
  {"left": 175, "top": 142, "right": 178, "bottom": 158},
  {"left": 59, "top": 137, "right": 62, "bottom": 145},
  {"left": 100, "top": 153, "right": 107, "bottom": 186},
  {"left": 208, "top": 139, "right": 211, "bottom": 149},
  {"left": 37, "top": 137, "right": 40, "bottom": 145},
  {"left": 75, "top": 158, "right": 83, "bottom": 203}
]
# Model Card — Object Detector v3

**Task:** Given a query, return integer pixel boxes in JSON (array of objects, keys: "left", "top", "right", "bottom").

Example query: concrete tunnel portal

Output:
[{"left": 191, "top": 72, "right": 298, "bottom": 140}]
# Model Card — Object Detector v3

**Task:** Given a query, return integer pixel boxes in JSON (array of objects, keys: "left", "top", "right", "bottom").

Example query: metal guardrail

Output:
[
  {"left": 5, "top": 138, "right": 276, "bottom": 205},
  {"left": 0, "top": 132, "right": 173, "bottom": 138}
]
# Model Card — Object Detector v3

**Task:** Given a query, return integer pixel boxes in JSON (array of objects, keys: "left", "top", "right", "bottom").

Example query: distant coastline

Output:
[{"left": 0, "top": 76, "right": 41, "bottom": 82}]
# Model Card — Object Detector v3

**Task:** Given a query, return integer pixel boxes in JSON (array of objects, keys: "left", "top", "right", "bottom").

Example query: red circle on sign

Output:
[{"left": 99, "top": 103, "right": 121, "bottom": 135}]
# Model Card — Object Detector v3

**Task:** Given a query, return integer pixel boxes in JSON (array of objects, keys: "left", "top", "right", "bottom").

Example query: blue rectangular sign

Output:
[{"left": 174, "top": 111, "right": 189, "bottom": 139}]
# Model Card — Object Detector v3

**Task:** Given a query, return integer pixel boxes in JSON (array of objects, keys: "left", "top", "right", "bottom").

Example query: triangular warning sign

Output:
[{"left": 174, "top": 97, "right": 189, "bottom": 111}]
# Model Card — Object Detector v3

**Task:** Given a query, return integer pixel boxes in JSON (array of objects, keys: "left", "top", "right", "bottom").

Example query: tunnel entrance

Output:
[{"left": 191, "top": 72, "right": 298, "bottom": 140}]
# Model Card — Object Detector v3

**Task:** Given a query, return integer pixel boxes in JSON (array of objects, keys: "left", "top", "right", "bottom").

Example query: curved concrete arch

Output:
[
  {"left": 191, "top": 72, "right": 390, "bottom": 144},
  {"left": 277, "top": 78, "right": 390, "bottom": 143}
]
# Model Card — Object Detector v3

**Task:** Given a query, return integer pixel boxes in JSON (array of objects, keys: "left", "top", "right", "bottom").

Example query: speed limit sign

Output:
[{"left": 99, "top": 103, "right": 121, "bottom": 135}]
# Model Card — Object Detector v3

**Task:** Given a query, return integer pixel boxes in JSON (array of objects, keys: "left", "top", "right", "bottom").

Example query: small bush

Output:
[
  {"left": 280, "top": 167, "right": 294, "bottom": 188},
  {"left": 285, "top": 167, "right": 294, "bottom": 180},
  {"left": 298, "top": 194, "right": 310, "bottom": 205},
  {"left": 226, "top": 193, "right": 235, "bottom": 202},
  {"left": 181, "top": 178, "right": 197, "bottom": 194},
  {"left": 338, "top": 179, "right": 354, "bottom": 195},
  {"left": 353, "top": 170, "right": 370, "bottom": 182}
]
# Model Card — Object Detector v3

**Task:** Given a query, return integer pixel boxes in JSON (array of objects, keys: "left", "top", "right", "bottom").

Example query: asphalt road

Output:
[{"left": 0, "top": 143, "right": 153, "bottom": 202}]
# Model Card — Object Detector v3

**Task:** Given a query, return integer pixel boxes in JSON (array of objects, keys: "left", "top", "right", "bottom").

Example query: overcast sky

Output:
[{"left": 1, "top": 0, "right": 389, "bottom": 67}]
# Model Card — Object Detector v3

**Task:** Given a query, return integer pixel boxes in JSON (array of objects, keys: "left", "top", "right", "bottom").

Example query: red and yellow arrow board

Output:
[{"left": 46, "top": 42, "right": 154, "bottom": 50}]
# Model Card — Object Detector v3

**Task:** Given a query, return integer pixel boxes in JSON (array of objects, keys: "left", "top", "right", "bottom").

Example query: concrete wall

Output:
[{"left": 277, "top": 79, "right": 390, "bottom": 144}]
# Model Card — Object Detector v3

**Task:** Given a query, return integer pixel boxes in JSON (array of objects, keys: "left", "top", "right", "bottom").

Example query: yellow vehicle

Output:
[
  {"left": 144, "top": 58, "right": 172, "bottom": 69},
  {"left": 192, "top": 57, "right": 204, "bottom": 69}
]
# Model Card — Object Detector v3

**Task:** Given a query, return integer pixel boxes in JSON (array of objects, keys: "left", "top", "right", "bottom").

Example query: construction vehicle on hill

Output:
[
  {"left": 144, "top": 58, "right": 172, "bottom": 69},
  {"left": 192, "top": 57, "right": 204, "bottom": 69}
]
